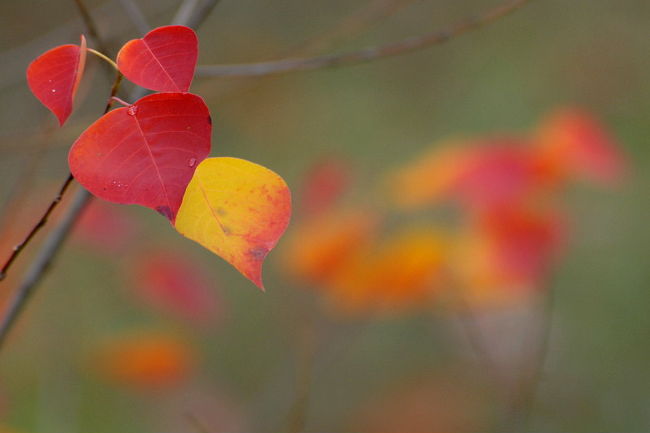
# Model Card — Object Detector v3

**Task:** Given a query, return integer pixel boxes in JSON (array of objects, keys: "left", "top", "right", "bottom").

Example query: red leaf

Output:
[
  {"left": 117, "top": 25, "right": 198, "bottom": 92},
  {"left": 130, "top": 251, "right": 222, "bottom": 326},
  {"left": 73, "top": 200, "right": 140, "bottom": 253},
  {"left": 299, "top": 156, "right": 352, "bottom": 217},
  {"left": 453, "top": 139, "right": 540, "bottom": 210},
  {"left": 68, "top": 92, "right": 211, "bottom": 221},
  {"left": 26, "top": 35, "right": 87, "bottom": 125}
]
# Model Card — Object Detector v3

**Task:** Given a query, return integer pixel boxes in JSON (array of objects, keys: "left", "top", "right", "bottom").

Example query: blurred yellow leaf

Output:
[{"left": 175, "top": 157, "right": 291, "bottom": 289}]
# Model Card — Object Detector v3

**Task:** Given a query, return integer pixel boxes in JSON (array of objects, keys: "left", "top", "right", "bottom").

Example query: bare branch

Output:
[
  {"left": 174, "top": 0, "right": 222, "bottom": 29},
  {"left": 117, "top": 0, "right": 150, "bottom": 34},
  {"left": 196, "top": 0, "right": 530, "bottom": 77},
  {"left": 73, "top": 0, "right": 113, "bottom": 56},
  {"left": 171, "top": 0, "right": 200, "bottom": 26}
]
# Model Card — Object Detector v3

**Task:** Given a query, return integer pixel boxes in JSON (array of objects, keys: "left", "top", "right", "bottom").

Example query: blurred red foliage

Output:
[{"left": 128, "top": 251, "right": 222, "bottom": 326}]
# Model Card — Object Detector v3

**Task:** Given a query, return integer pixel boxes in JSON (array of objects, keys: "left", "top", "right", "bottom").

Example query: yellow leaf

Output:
[{"left": 174, "top": 157, "right": 292, "bottom": 289}]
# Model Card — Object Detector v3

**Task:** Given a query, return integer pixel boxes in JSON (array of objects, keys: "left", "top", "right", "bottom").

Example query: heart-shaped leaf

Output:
[
  {"left": 69, "top": 92, "right": 211, "bottom": 221},
  {"left": 117, "top": 25, "right": 198, "bottom": 92},
  {"left": 174, "top": 157, "right": 292, "bottom": 289},
  {"left": 27, "top": 35, "right": 87, "bottom": 125}
]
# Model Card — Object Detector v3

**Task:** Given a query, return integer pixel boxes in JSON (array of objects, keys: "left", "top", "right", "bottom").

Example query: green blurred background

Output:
[{"left": 0, "top": 0, "right": 648, "bottom": 432}]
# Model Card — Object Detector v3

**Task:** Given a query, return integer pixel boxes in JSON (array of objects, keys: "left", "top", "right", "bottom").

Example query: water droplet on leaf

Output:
[{"left": 127, "top": 105, "right": 138, "bottom": 116}]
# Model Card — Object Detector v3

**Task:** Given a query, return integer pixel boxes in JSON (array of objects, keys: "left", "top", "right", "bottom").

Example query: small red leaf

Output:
[
  {"left": 26, "top": 35, "right": 87, "bottom": 125},
  {"left": 299, "top": 156, "right": 352, "bottom": 217},
  {"left": 117, "top": 25, "right": 198, "bottom": 92},
  {"left": 69, "top": 92, "right": 211, "bottom": 221},
  {"left": 73, "top": 201, "right": 140, "bottom": 253}
]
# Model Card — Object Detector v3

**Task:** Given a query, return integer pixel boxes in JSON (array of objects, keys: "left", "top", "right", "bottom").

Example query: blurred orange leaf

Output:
[
  {"left": 281, "top": 208, "right": 380, "bottom": 288},
  {"left": 93, "top": 332, "right": 195, "bottom": 390},
  {"left": 328, "top": 226, "right": 450, "bottom": 314},
  {"left": 298, "top": 156, "right": 352, "bottom": 217},
  {"left": 387, "top": 141, "right": 471, "bottom": 209}
]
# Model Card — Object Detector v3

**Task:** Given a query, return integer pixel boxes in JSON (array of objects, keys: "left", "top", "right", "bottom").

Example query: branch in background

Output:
[
  {"left": 72, "top": 0, "right": 113, "bottom": 56},
  {"left": 190, "top": 0, "right": 421, "bottom": 109},
  {"left": 117, "top": 0, "right": 150, "bottom": 35},
  {"left": 296, "top": 0, "right": 419, "bottom": 54},
  {"left": 173, "top": 0, "right": 222, "bottom": 29},
  {"left": 172, "top": 0, "right": 200, "bottom": 26},
  {"left": 196, "top": 0, "right": 530, "bottom": 77}
]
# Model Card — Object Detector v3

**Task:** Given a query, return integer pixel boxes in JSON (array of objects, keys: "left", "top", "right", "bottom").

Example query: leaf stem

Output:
[
  {"left": 87, "top": 48, "right": 118, "bottom": 70},
  {"left": 110, "top": 96, "right": 131, "bottom": 107}
]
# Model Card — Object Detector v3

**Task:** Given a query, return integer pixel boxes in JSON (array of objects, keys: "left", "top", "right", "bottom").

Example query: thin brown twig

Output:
[
  {"left": 0, "top": 174, "right": 74, "bottom": 282},
  {"left": 0, "top": 121, "right": 56, "bottom": 244},
  {"left": 196, "top": 0, "right": 531, "bottom": 77}
]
